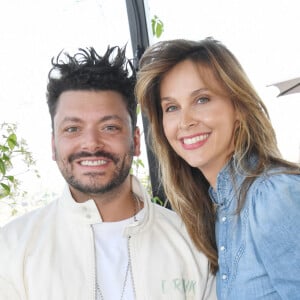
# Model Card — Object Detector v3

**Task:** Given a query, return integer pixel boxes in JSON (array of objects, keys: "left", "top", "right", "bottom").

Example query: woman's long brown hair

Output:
[{"left": 135, "top": 37, "right": 300, "bottom": 274}]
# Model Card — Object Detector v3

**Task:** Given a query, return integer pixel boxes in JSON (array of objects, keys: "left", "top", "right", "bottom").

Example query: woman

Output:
[{"left": 135, "top": 37, "right": 300, "bottom": 299}]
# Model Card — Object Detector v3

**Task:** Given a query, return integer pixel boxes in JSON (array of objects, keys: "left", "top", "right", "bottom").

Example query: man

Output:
[{"left": 0, "top": 46, "right": 216, "bottom": 299}]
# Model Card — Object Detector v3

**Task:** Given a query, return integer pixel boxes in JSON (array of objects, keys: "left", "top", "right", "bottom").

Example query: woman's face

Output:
[{"left": 160, "top": 59, "right": 238, "bottom": 188}]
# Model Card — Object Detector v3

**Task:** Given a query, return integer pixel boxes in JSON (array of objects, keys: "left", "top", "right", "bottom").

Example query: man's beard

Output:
[{"left": 57, "top": 145, "right": 134, "bottom": 195}]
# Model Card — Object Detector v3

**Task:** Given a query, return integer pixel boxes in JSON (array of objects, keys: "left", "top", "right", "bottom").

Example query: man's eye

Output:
[
  {"left": 65, "top": 127, "right": 78, "bottom": 133},
  {"left": 104, "top": 125, "right": 119, "bottom": 131}
]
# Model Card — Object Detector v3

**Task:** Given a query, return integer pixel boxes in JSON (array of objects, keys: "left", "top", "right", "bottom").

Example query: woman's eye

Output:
[
  {"left": 165, "top": 105, "right": 177, "bottom": 113},
  {"left": 197, "top": 97, "right": 209, "bottom": 104}
]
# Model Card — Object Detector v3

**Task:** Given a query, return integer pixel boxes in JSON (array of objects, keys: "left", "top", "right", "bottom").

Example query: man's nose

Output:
[{"left": 81, "top": 129, "right": 104, "bottom": 152}]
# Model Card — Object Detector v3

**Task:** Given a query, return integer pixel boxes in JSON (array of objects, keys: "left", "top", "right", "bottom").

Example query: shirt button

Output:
[
  {"left": 222, "top": 274, "right": 227, "bottom": 280},
  {"left": 220, "top": 246, "right": 226, "bottom": 251},
  {"left": 86, "top": 214, "right": 91, "bottom": 219},
  {"left": 221, "top": 216, "right": 227, "bottom": 222}
]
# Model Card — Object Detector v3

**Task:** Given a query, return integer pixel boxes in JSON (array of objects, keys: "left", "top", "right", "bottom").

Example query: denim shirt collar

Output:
[
  {"left": 209, "top": 155, "right": 252, "bottom": 208},
  {"left": 209, "top": 160, "right": 233, "bottom": 207}
]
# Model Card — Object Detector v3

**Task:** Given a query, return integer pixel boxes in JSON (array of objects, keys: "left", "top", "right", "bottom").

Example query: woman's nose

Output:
[{"left": 178, "top": 109, "right": 198, "bottom": 130}]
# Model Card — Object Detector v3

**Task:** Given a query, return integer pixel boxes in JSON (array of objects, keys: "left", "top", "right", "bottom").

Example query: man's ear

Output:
[
  {"left": 133, "top": 127, "right": 141, "bottom": 157},
  {"left": 51, "top": 133, "right": 56, "bottom": 161}
]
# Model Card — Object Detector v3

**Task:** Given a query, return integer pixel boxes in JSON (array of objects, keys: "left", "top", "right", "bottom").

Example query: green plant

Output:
[
  {"left": 151, "top": 15, "right": 164, "bottom": 38},
  {"left": 0, "top": 123, "right": 39, "bottom": 202}
]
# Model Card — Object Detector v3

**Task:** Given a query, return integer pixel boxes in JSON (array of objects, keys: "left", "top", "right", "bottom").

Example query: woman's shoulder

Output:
[
  {"left": 248, "top": 171, "right": 300, "bottom": 224},
  {"left": 252, "top": 171, "right": 300, "bottom": 197}
]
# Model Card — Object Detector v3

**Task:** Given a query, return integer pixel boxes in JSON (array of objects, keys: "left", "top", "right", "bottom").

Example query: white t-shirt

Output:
[{"left": 92, "top": 209, "right": 144, "bottom": 300}]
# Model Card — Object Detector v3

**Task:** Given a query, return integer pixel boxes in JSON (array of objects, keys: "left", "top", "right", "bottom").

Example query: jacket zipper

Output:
[
  {"left": 90, "top": 225, "right": 97, "bottom": 300},
  {"left": 127, "top": 234, "right": 137, "bottom": 300}
]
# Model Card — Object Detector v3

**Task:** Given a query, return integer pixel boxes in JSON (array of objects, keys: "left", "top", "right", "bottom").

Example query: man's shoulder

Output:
[
  {"left": 151, "top": 202, "right": 185, "bottom": 227},
  {"left": 152, "top": 202, "right": 177, "bottom": 216},
  {"left": 148, "top": 202, "right": 211, "bottom": 266},
  {"left": 1, "top": 200, "right": 58, "bottom": 243}
]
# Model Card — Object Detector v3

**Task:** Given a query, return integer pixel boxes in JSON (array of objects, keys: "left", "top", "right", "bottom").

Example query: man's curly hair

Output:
[{"left": 46, "top": 46, "right": 137, "bottom": 131}]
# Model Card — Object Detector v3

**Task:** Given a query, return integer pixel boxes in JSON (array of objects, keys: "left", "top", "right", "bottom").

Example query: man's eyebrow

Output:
[
  {"left": 100, "top": 115, "right": 123, "bottom": 123},
  {"left": 60, "top": 117, "right": 82, "bottom": 124},
  {"left": 60, "top": 115, "right": 123, "bottom": 124}
]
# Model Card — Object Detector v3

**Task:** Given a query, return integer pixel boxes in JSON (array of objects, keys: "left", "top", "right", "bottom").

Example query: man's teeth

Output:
[
  {"left": 183, "top": 134, "right": 209, "bottom": 145},
  {"left": 80, "top": 160, "right": 106, "bottom": 166}
]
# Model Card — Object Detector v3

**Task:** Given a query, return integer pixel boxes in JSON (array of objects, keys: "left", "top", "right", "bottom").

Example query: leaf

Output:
[
  {"left": 0, "top": 182, "right": 10, "bottom": 193},
  {"left": 2, "top": 154, "right": 10, "bottom": 164},
  {"left": 0, "top": 191, "right": 10, "bottom": 199},
  {"left": 0, "top": 159, "right": 6, "bottom": 175},
  {"left": 136, "top": 104, "right": 141, "bottom": 115},
  {"left": 151, "top": 15, "right": 164, "bottom": 38},
  {"left": 7, "top": 133, "right": 17, "bottom": 150},
  {"left": 5, "top": 175, "right": 15, "bottom": 183},
  {"left": 151, "top": 19, "right": 156, "bottom": 36},
  {"left": 156, "top": 21, "right": 164, "bottom": 38},
  {"left": 137, "top": 159, "right": 145, "bottom": 168},
  {"left": 0, "top": 145, "right": 9, "bottom": 152},
  {"left": 152, "top": 196, "right": 164, "bottom": 206}
]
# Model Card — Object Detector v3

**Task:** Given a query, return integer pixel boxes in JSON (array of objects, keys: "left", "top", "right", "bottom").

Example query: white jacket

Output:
[{"left": 0, "top": 176, "right": 216, "bottom": 300}]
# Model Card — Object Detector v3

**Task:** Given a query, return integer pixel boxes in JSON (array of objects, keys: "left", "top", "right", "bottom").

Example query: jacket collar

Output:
[{"left": 59, "top": 175, "right": 152, "bottom": 230}]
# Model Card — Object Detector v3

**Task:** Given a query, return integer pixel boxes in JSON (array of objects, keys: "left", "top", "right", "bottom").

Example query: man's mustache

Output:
[{"left": 68, "top": 151, "right": 119, "bottom": 164}]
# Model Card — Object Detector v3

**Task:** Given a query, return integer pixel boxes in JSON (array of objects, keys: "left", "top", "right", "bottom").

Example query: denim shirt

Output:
[{"left": 209, "top": 160, "right": 300, "bottom": 299}]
